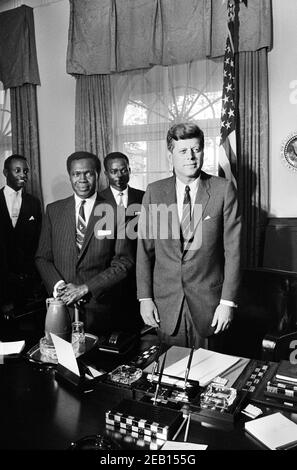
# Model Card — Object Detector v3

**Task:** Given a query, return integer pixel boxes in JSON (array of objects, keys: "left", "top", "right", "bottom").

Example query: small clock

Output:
[{"left": 281, "top": 132, "right": 297, "bottom": 172}]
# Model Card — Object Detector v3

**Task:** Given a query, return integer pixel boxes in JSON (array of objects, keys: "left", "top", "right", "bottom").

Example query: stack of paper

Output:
[
  {"left": 0, "top": 340, "right": 25, "bottom": 355},
  {"left": 245, "top": 412, "right": 297, "bottom": 450},
  {"left": 146, "top": 346, "right": 240, "bottom": 387}
]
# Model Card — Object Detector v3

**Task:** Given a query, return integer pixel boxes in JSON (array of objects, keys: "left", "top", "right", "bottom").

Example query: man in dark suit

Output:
[
  {"left": 136, "top": 122, "right": 242, "bottom": 351},
  {"left": 35, "top": 151, "right": 135, "bottom": 336},
  {"left": 0, "top": 155, "right": 42, "bottom": 319},
  {"left": 99, "top": 152, "right": 145, "bottom": 331}
]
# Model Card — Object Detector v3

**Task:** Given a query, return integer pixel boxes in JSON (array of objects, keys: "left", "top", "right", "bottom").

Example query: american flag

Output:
[{"left": 219, "top": 0, "right": 237, "bottom": 187}]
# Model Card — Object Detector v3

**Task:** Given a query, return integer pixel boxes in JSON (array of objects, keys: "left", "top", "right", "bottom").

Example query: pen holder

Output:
[{"left": 133, "top": 372, "right": 201, "bottom": 405}]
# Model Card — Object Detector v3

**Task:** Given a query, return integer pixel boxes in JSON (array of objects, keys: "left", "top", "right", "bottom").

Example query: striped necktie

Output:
[
  {"left": 76, "top": 199, "right": 87, "bottom": 250},
  {"left": 181, "top": 185, "right": 191, "bottom": 248}
]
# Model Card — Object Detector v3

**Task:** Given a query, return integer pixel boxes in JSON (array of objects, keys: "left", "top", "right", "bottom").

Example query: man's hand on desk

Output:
[
  {"left": 140, "top": 299, "right": 160, "bottom": 328},
  {"left": 59, "top": 283, "right": 89, "bottom": 306},
  {"left": 211, "top": 304, "right": 234, "bottom": 334}
]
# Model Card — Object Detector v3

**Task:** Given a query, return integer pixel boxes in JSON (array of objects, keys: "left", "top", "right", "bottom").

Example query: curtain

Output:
[
  {"left": 111, "top": 58, "right": 223, "bottom": 190},
  {"left": 0, "top": 83, "right": 12, "bottom": 188},
  {"left": 237, "top": 48, "right": 269, "bottom": 268},
  {"left": 0, "top": 5, "right": 40, "bottom": 89},
  {"left": 10, "top": 84, "right": 43, "bottom": 205},
  {"left": 75, "top": 75, "right": 112, "bottom": 191},
  {"left": 67, "top": 0, "right": 272, "bottom": 75}
]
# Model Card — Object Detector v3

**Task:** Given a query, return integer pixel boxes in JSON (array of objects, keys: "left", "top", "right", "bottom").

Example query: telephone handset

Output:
[{"left": 98, "top": 331, "right": 138, "bottom": 354}]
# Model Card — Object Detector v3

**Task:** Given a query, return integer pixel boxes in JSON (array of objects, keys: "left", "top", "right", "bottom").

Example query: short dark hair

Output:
[
  {"left": 4, "top": 154, "right": 27, "bottom": 171},
  {"left": 167, "top": 122, "right": 204, "bottom": 152},
  {"left": 66, "top": 151, "right": 101, "bottom": 175},
  {"left": 104, "top": 152, "right": 130, "bottom": 171}
]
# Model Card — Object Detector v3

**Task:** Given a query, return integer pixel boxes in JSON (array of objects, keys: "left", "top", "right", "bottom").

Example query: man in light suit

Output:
[
  {"left": 136, "top": 122, "right": 241, "bottom": 351},
  {"left": 0, "top": 155, "right": 42, "bottom": 319},
  {"left": 35, "top": 151, "right": 135, "bottom": 336},
  {"left": 99, "top": 152, "right": 145, "bottom": 331}
]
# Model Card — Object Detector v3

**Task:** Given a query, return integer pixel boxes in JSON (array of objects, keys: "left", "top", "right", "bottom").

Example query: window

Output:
[
  {"left": 0, "top": 82, "right": 12, "bottom": 187},
  {"left": 111, "top": 59, "right": 223, "bottom": 190}
]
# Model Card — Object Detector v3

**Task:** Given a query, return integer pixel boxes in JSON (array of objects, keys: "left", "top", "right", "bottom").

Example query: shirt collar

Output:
[
  {"left": 4, "top": 185, "right": 22, "bottom": 197},
  {"left": 175, "top": 176, "right": 200, "bottom": 193},
  {"left": 74, "top": 192, "right": 97, "bottom": 209},
  {"left": 110, "top": 185, "right": 129, "bottom": 198}
]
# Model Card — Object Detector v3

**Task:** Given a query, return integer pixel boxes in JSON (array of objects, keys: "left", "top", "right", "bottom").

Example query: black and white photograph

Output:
[{"left": 0, "top": 0, "right": 296, "bottom": 459}]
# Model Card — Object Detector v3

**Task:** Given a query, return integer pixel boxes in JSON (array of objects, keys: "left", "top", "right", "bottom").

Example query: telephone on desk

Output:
[{"left": 98, "top": 331, "right": 138, "bottom": 354}]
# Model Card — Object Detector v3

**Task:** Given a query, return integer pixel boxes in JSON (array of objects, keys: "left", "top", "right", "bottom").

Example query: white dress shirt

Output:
[
  {"left": 175, "top": 176, "right": 200, "bottom": 223},
  {"left": 4, "top": 185, "right": 22, "bottom": 226},
  {"left": 110, "top": 186, "right": 128, "bottom": 208},
  {"left": 74, "top": 192, "right": 97, "bottom": 226}
]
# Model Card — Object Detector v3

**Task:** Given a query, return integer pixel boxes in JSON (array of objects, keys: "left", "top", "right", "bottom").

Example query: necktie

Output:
[
  {"left": 181, "top": 185, "right": 191, "bottom": 248},
  {"left": 118, "top": 192, "right": 124, "bottom": 207},
  {"left": 11, "top": 191, "right": 21, "bottom": 227},
  {"left": 76, "top": 200, "right": 87, "bottom": 250}
]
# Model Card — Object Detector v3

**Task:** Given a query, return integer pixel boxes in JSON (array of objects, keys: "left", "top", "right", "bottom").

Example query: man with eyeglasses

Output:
[
  {"left": 35, "top": 151, "right": 135, "bottom": 336},
  {"left": 0, "top": 154, "right": 42, "bottom": 320},
  {"left": 136, "top": 122, "right": 242, "bottom": 352},
  {"left": 99, "top": 152, "right": 145, "bottom": 332}
]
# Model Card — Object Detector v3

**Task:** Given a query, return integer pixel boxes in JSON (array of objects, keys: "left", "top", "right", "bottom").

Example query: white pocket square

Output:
[
  {"left": 97, "top": 229, "right": 112, "bottom": 237},
  {"left": 29, "top": 216, "right": 35, "bottom": 221},
  {"left": 134, "top": 211, "right": 141, "bottom": 216},
  {"left": 204, "top": 215, "right": 211, "bottom": 220}
]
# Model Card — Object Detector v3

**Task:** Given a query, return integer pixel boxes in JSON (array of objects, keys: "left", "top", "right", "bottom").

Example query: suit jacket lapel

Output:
[
  {"left": 190, "top": 172, "right": 211, "bottom": 236},
  {"left": 183, "top": 172, "right": 211, "bottom": 256},
  {"left": 15, "top": 192, "right": 27, "bottom": 228},
  {"left": 63, "top": 196, "right": 77, "bottom": 258},
  {"left": 161, "top": 177, "right": 181, "bottom": 254},
  {"left": 0, "top": 188, "right": 13, "bottom": 230},
  {"left": 103, "top": 187, "right": 117, "bottom": 206}
]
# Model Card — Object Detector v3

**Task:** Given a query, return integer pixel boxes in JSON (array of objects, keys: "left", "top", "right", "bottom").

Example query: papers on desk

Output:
[
  {"left": 50, "top": 333, "right": 80, "bottom": 376},
  {"left": 162, "top": 441, "right": 208, "bottom": 451},
  {"left": 245, "top": 412, "right": 297, "bottom": 450},
  {"left": 158, "top": 347, "right": 240, "bottom": 387},
  {"left": 0, "top": 340, "right": 25, "bottom": 355}
]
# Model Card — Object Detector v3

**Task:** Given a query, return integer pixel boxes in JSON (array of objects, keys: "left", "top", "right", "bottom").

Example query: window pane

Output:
[{"left": 112, "top": 59, "right": 223, "bottom": 190}]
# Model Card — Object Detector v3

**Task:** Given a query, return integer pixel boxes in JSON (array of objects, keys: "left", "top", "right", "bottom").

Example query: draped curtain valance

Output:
[
  {"left": 67, "top": 0, "right": 272, "bottom": 75},
  {"left": 0, "top": 5, "right": 40, "bottom": 89}
]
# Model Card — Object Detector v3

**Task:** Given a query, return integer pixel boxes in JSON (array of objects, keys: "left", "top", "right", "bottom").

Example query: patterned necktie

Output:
[
  {"left": 118, "top": 192, "right": 124, "bottom": 207},
  {"left": 181, "top": 185, "right": 191, "bottom": 248},
  {"left": 11, "top": 191, "right": 21, "bottom": 227},
  {"left": 76, "top": 200, "right": 87, "bottom": 250}
]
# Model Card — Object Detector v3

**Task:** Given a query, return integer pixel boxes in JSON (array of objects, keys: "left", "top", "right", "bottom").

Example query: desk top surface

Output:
[{"left": 0, "top": 333, "right": 296, "bottom": 452}]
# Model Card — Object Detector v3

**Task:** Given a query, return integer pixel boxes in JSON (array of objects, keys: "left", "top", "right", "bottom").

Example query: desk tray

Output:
[{"left": 26, "top": 333, "right": 98, "bottom": 366}]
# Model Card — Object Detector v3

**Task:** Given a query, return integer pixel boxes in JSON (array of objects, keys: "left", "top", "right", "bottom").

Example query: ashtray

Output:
[
  {"left": 200, "top": 383, "right": 237, "bottom": 411},
  {"left": 27, "top": 333, "right": 98, "bottom": 366},
  {"left": 109, "top": 365, "right": 142, "bottom": 385}
]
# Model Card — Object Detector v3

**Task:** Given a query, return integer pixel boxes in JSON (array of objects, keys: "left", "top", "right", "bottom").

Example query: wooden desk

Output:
[{"left": 0, "top": 334, "right": 296, "bottom": 452}]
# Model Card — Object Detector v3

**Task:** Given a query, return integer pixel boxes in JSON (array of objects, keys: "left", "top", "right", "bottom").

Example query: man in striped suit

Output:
[{"left": 35, "top": 151, "right": 135, "bottom": 336}]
